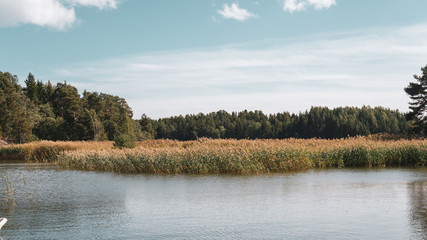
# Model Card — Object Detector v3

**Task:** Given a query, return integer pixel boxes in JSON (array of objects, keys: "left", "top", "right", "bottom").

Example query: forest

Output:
[
  {"left": 0, "top": 71, "right": 409, "bottom": 143},
  {"left": 149, "top": 107, "right": 407, "bottom": 140},
  {"left": 0, "top": 71, "right": 139, "bottom": 143}
]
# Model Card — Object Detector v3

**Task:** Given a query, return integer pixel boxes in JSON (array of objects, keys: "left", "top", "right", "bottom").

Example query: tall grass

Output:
[
  {"left": 0, "top": 141, "right": 113, "bottom": 162},
  {"left": 1, "top": 138, "right": 426, "bottom": 174}
]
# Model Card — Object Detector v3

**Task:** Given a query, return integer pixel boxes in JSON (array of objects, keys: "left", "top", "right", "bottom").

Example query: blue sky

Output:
[{"left": 1, "top": 0, "right": 427, "bottom": 119}]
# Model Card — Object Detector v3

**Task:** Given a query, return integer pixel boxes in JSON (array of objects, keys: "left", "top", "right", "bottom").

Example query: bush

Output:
[{"left": 114, "top": 134, "right": 135, "bottom": 149}]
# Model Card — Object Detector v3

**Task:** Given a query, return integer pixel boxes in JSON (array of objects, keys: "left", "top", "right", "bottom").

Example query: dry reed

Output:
[{"left": 1, "top": 137, "right": 426, "bottom": 174}]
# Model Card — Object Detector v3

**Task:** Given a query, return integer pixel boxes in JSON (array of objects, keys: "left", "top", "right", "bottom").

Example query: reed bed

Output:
[
  {"left": 0, "top": 141, "right": 113, "bottom": 162},
  {"left": 1, "top": 137, "right": 426, "bottom": 174}
]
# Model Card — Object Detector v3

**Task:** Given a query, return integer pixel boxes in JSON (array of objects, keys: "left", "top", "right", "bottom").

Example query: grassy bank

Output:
[{"left": 1, "top": 138, "right": 426, "bottom": 174}]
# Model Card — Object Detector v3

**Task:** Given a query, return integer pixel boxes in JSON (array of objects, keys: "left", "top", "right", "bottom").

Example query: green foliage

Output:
[
  {"left": 133, "top": 120, "right": 153, "bottom": 141},
  {"left": 0, "top": 71, "right": 137, "bottom": 143},
  {"left": 139, "top": 114, "right": 155, "bottom": 139},
  {"left": 404, "top": 65, "right": 427, "bottom": 135},
  {"left": 0, "top": 69, "right": 416, "bottom": 143},
  {"left": 0, "top": 72, "right": 40, "bottom": 143},
  {"left": 24, "top": 73, "right": 37, "bottom": 102},
  {"left": 114, "top": 134, "right": 136, "bottom": 149},
  {"left": 83, "top": 91, "right": 135, "bottom": 140},
  {"left": 149, "top": 107, "right": 408, "bottom": 140}
]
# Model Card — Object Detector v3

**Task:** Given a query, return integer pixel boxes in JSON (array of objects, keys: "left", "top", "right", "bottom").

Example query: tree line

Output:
[
  {"left": 148, "top": 65, "right": 427, "bottom": 140},
  {"left": 146, "top": 106, "right": 408, "bottom": 140},
  {"left": 0, "top": 71, "right": 143, "bottom": 143},
  {"left": 0, "top": 70, "right": 415, "bottom": 143}
]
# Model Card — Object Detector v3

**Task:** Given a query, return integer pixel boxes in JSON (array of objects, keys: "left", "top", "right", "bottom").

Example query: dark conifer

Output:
[{"left": 404, "top": 65, "right": 427, "bottom": 135}]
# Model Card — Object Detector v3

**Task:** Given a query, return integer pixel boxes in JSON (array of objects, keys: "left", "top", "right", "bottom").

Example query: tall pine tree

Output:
[{"left": 404, "top": 65, "right": 427, "bottom": 135}]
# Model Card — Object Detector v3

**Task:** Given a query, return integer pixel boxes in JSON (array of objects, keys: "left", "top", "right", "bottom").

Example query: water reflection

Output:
[
  {"left": 0, "top": 164, "right": 426, "bottom": 240},
  {"left": 0, "top": 164, "right": 129, "bottom": 239},
  {"left": 409, "top": 179, "right": 427, "bottom": 239}
]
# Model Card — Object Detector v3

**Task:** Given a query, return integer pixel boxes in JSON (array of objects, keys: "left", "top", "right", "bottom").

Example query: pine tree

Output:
[
  {"left": 404, "top": 65, "right": 427, "bottom": 135},
  {"left": 24, "top": 73, "right": 37, "bottom": 102}
]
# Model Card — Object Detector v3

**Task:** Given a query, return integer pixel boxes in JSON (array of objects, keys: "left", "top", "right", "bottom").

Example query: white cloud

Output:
[
  {"left": 0, "top": 0, "right": 75, "bottom": 30},
  {"left": 283, "top": 0, "right": 335, "bottom": 13},
  {"left": 67, "top": 0, "right": 118, "bottom": 9},
  {"left": 308, "top": 0, "right": 336, "bottom": 9},
  {"left": 217, "top": 3, "right": 257, "bottom": 22},
  {"left": 51, "top": 24, "right": 427, "bottom": 118},
  {"left": 0, "top": 0, "right": 119, "bottom": 30},
  {"left": 283, "top": 0, "right": 306, "bottom": 13}
]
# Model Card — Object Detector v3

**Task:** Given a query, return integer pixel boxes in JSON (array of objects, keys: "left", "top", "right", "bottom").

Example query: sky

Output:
[{"left": 1, "top": 0, "right": 427, "bottom": 119}]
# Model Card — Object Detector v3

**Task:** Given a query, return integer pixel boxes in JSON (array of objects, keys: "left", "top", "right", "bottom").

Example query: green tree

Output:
[
  {"left": 0, "top": 72, "right": 40, "bottom": 143},
  {"left": 404, "top": 65, "right": 427, "bottom": 135},
  {"left": 51, "top": 82, "right": 85, "bottom": 140},
  {"left": 139, "top": 114, "right": 155, "bottom": 139},
  {"left": 24, "top": 73, "right": 37, "bottom": 102},
  {"left": 114, "top": 134, "right": 136, "bottom": 149}
]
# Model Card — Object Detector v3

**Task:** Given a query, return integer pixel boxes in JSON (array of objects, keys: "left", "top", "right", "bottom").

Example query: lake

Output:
[{"left": 0, "top": 163, "right": 426, "bottom": 239}]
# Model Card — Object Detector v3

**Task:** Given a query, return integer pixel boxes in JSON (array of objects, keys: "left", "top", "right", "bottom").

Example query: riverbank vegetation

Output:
[
  {"left": 0, "top": 141, "right": 112, "bottom": 162},
  {"left": 0, "top": 71, "right": 410, "bottom": 144},
  {"left": 1, "top": 65, "right": 426, "bottom": 175},
  {"left": 1, "top": 137, "right": 426, "bottom": 174}
]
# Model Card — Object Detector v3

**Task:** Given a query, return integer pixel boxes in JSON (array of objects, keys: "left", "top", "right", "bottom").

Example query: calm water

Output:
[{"left": 0, "top": 163, "right": 425, "bottom": 240}]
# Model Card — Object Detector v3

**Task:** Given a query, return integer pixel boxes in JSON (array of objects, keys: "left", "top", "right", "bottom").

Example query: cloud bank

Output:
[
  {"left": 52, "top": 24, "right": 427, "bottom": 119},
  {"left": 0, "top": 0, "right": 119, "bottom": 30},
  {"left": 283, "top": 0, "right": 336, "bottom": 13},
  {"left": 217, "top": 3, "right": 257, "bottom": 22}
]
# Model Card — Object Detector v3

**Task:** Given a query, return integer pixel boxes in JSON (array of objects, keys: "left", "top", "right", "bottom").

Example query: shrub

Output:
[{"left": 113, "top": 134, "right": 135, "bottom": 149}]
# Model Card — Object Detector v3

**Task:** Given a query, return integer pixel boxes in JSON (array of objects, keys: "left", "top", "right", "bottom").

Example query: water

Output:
[{"left": 0, "top": 163, "right": 426, "bottom": 240}]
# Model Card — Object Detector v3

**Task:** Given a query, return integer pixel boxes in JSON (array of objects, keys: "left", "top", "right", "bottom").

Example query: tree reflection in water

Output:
[{"left": 409, "top": 180, "right": 427, "bottom": 239}]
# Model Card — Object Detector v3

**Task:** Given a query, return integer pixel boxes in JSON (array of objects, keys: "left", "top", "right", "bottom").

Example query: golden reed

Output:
[{"left": 1, "top": 137, "right": 426, "bottom": 174}]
